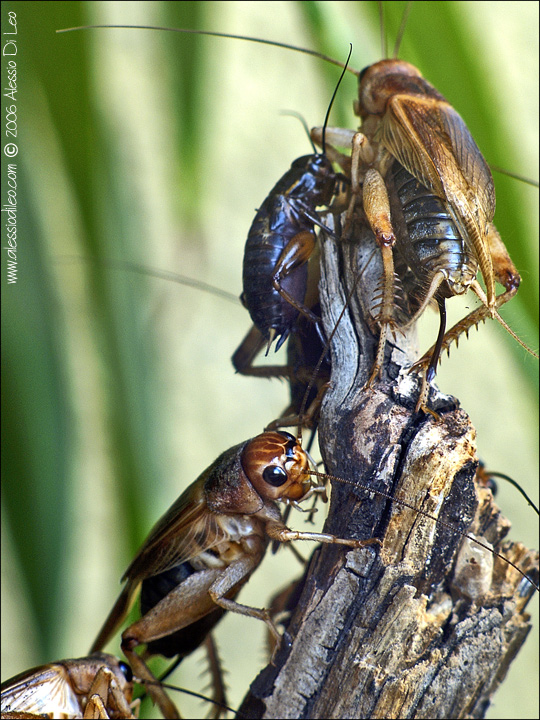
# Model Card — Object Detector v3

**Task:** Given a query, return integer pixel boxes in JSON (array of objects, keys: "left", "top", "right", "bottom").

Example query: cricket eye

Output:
[
  {"left": 263, "top": 465, "right": 288, "bottom": 487},
  {"left": 278, "top": 431, "right": 296, "bottom": 442},
  {"left": 277, "top": 430, "right": 298, "bottom": 457},
  {"left": 119, "top": 662, "right": 133, "bottom": 682}
]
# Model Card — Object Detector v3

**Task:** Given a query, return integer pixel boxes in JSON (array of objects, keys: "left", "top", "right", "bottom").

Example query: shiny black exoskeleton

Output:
[
  {"left": 241, "top": 153, "right": 340, "bottom": 351},
  {"left": 390, "top": 160, "right": 478, "bottom": 307},
  {"left": 388, "top": 160, "right": 478, "bottom": 382}
]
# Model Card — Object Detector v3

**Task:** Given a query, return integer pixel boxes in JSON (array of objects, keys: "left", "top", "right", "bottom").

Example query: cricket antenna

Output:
[
  {"left": 392, "top": 1, "right": 413, "bottom": 58},
  {"left": 321, "top": 44, "right": 353, "bottom": 156},
  {"left": 308, "top": 468, "right": 539, "bottom": 593},
  {"left": 280, "top": 110, "right": 318, "bottom": 153},
  {"left": 378, "top": 1, "right": 387, "bottom": 59},
  {"left": 56, "top": 24, "right": 360, "bottom": 76}
]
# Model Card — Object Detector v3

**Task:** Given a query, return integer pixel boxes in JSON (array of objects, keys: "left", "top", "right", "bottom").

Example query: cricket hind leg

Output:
[
  {"left": 412, "top": 221, "right": 537, "bottom": 387},
  {"left": 145, "top": 634, "right": 229, "bottom": 720}
]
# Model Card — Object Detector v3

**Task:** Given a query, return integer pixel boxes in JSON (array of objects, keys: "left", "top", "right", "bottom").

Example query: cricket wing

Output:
[{"left": 1, "top": 665, "right": 80, "bottom": 718}]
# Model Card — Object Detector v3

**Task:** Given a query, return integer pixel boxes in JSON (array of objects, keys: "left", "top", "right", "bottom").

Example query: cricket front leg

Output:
[
  {"left": 265, "top": 521, "right": 381, "bottom": 550},
  {"left": 362, "top": 168, "right": 398, "bottom": 387},
  {"left": 84, "top": 666, "right": 136, "bottom": 719}
]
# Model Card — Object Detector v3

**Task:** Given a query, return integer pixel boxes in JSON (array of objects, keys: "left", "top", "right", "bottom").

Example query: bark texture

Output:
[{"left": 238, "top": 218, "right": 538, "bottom": 719}]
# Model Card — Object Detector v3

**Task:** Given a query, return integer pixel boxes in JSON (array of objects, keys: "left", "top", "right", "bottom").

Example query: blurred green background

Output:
[{"left": 1, "top": 2, "right": 537, "bottom": 718}]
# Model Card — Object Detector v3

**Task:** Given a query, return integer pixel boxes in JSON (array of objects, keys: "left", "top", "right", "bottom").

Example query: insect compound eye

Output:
[
  {"left": 277, "top": 431, "right": 297, "bottom": 455},
  {"left": 278, "top": 431, "right": 298, "bottom": 457},
  {"left": 119, "top": 661, "right": 133, "bottom": 683},
  {"left": 358, "top": 65, "right": 369, "bottom": 83},
  {"left": 241, "top": 432, "right": 309, "bottom": 502},
  {"left": 263, "top": 464, "right": 289, "bottom": 487},
  {"left": 278, "top": 431, "right": 296, "bottom": 443}
]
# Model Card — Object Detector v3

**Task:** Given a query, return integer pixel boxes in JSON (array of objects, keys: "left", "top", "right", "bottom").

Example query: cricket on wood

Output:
[{"left": 2, "top": 3, "right": 538, "bottom": 719}]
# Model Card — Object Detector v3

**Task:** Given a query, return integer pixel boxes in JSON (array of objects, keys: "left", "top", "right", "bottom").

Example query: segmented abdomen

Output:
[
  {"left": 242, "top": 195, "right": 309, "bottom": 350},
  {"left": 392, "top": 161, "right": 478, "bottom": 297}
]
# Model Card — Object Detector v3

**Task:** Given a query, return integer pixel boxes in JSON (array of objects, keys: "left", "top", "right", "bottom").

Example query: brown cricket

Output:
[
  {"left": 312, "top": 54, "right": 536, "bottom": 411},
  {"left": 90, "top": 430, "right": 377, "bottom": 718}
]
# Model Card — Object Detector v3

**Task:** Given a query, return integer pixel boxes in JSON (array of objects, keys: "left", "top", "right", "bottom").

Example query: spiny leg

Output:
[
  {"left": 202, "top": 635, "right": 228, "bottom": 720},
  {"left": 362, "top": 168, "right": 398, "bottom": 387},
  {"left": 412, "top": 220, "right": 533, "bottom": 394},
  {"left": 413, "top": 279, "right": 532, "bottom": 376}
]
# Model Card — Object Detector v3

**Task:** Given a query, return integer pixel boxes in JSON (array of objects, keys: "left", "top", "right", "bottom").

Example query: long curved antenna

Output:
[
  {"left": 493, "top": 308, "right": 538, "bottom": 359},
  {"left": 392, "top": 1, "right": 413, "bottom": 58},
  {"left": 309, "top": 468, "right": 539, "bottom": 593},
  {"left": 55, "top": 255, "right": 240, "bottom": 305},
  {"left": 321, "top": 44, "right": 353, "bottom": 155},
  {"left": 56, "top": 25, "right": 360, "bottom": 76},
  {"left": 484, "top": 470, "right": 539, "bottom": 515},
  {"left": 280, "top": 111, "right": 317, "bottom": 153},
  {"left": 378, "top": 1, "right": 386, "bottom": 59},
  {"left": 56, "top": 23, "right": 538, "bottom": 189},
  {"left": 139, "top": 678, "right": 237, "bottom": 716},
  {"left": 490, "top": 166, "right": 539, "bottom": 188}
]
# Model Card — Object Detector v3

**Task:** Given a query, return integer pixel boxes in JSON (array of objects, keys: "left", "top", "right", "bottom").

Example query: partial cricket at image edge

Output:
[
  {"left": 0, "top": 652, "right": 238, "bottom": 719},
  {"left": 0, "top": 653, "right": 136, "bottom": 719}
]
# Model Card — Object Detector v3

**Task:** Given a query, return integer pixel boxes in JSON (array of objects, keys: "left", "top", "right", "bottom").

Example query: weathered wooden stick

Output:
[{"left": 238, "top": 217, "right": 538, "bottom": 719}]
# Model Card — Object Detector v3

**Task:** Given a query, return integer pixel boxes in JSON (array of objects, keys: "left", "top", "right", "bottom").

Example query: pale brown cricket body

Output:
[
  {"left": 90, "top": 431, "right": 377, "bottom": 719},
  {"left": 311, "top": 54, "right": 533, "bottom": 413},
  {"left": 0, "top": 653, "right": 135, "bottom": 720},
  {"left": 56, "top": 12, "right": 536, "bottom": 410}
]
